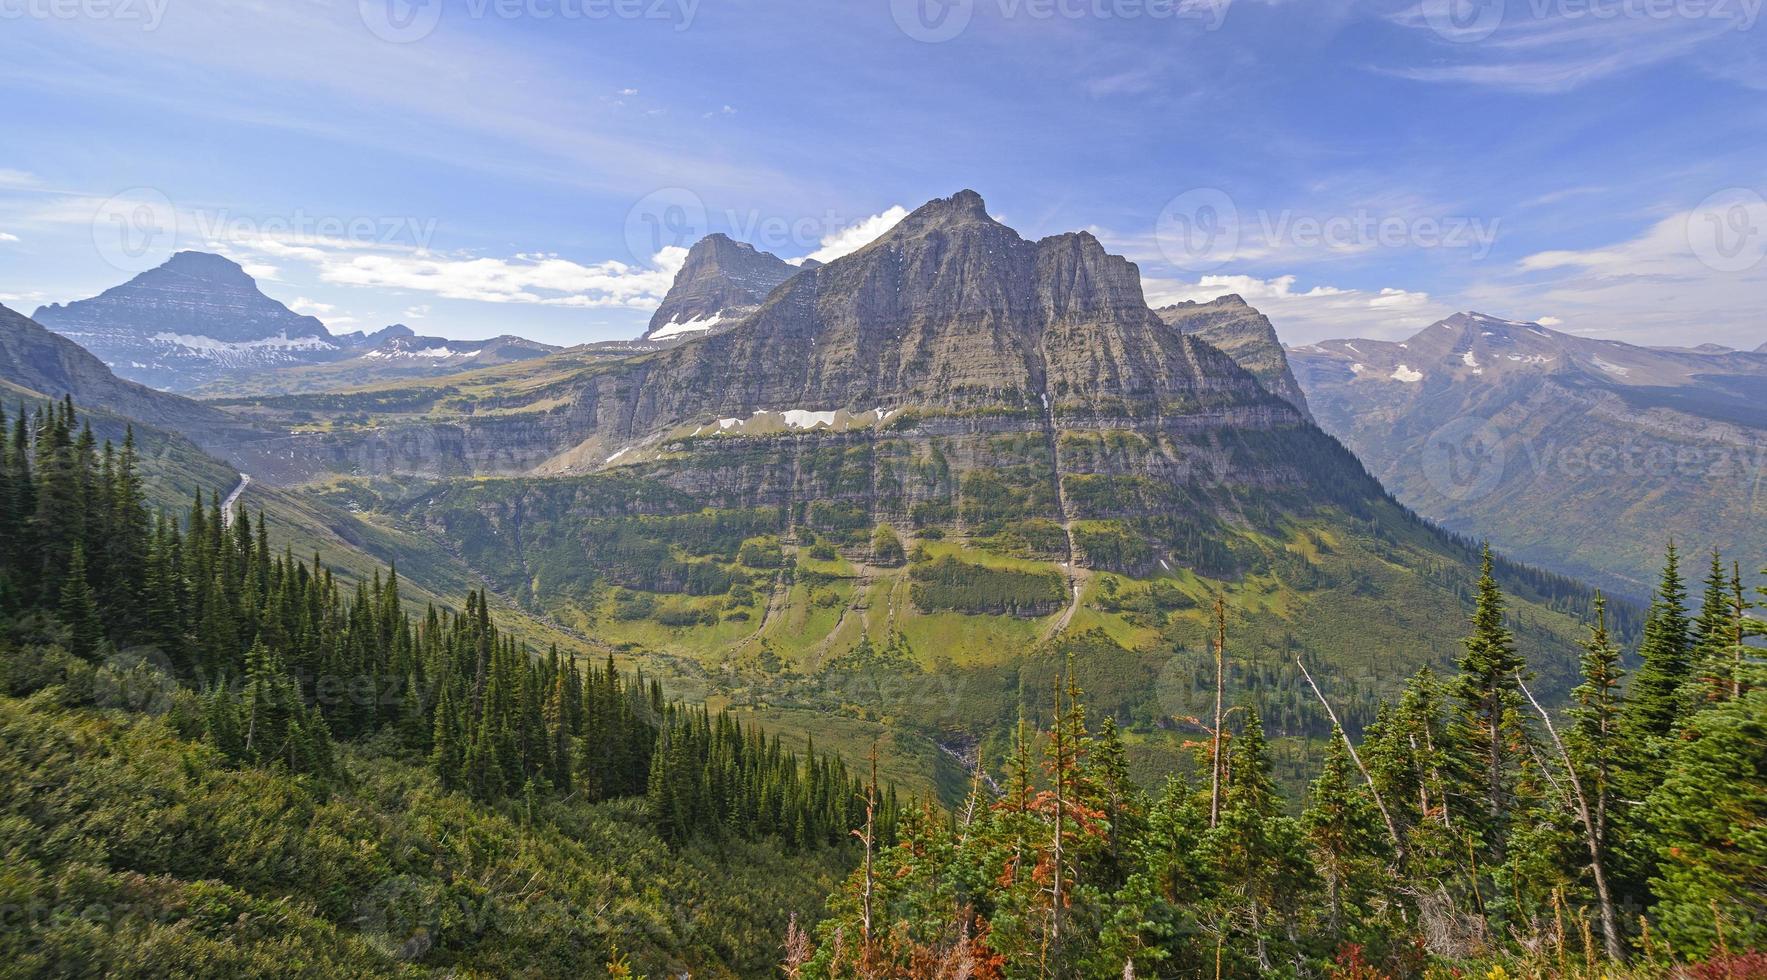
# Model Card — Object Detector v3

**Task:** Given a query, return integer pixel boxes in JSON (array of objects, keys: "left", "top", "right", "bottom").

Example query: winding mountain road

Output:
[{"left": 220, "top": 473, "right": 250, "bottom": 525}]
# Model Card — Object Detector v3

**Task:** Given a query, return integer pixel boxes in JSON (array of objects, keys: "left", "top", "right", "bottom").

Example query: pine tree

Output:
[
  {"left": 1303, "top": 729, "right": 1388, "bottom": 947},
  {"left": 1623, "top": 542, "right": 1691, "bottom": 745},
  {"left": 1641, "top": 687, "right": 1767, "bottom": 955},
  {"left": 58, "top": 543, "right": 104, "bottom": 660},
  {"left": 1201, "top": 710, "right": 1315, "bottom": 974},
  {"left": 1446, "top": 545, "right": 1529, "bottom": 862},
  {"left": 1569, "top": 593, "right": 1624, "bottom": 868}
]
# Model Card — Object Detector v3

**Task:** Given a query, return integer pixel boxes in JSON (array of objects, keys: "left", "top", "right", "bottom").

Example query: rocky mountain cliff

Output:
[
  {"left": 33, "top": 251, "right": 341, "bottom": 391},
  {"left": 261, "top": 191, "right": 1341, "bottom": 511},
  {"left": 643, "top": 234, "right": 803, "bottom": 341},
  {"left": 1155, "top": 295, "right": 1312, "bottom": 420},
  {"left": 1290, "top": 312, "right": 1767, "bottom": 594}
]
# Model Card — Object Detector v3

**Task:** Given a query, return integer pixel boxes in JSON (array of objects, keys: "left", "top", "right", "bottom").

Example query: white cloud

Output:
[
  {"left": 1383, "top": 3, "right": 1750, "bottom": 93},
  {"left": 403, "top": 304, "right": 431, "bottom": 320},
  {"left": 796, "top": 206, "right": 909, "bottom": 265},
  {"left": 290, "top": 244, "right": 690, "bottom": 311},
  {"left": 617, "top": 87, "right": 639, "bottom": 96},
  {"left": 1537, "top": 316, "right": 1563, "bottom": 326},
  {"left": 289, "top": 296, "right": 335, "bottom": 316},
  {"left": 0, "top": 231, "right": 19, "bottom": 242},
  {"left": 1486, "top": 193, "right": 1767, "bottom": 347},
  {"left": 1144, "top": 273, "right": 1451, "bottom": 343}
]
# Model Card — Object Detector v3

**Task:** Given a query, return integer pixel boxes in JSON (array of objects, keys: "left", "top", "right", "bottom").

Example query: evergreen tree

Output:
[
  {"left": 1623, "top": 541, "right": 1692, "bottom": 745},
  {"left": 1446, "top": 545, "right": 1529, "bottom": 863},
  {"left": 58, "top": 543, "right": 104, "bottom": 660},
  {"left": 1303, "top": 729, "right": 1389, "bottom": 951},
  {"left": 1641, "top": 687, "right": 1767, "bottom": 956}
]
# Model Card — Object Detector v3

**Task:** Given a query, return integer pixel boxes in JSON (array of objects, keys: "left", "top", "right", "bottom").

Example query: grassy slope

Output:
[
  {"left": 323, "top": 472, "right": 1604, "bottom": 804},
  {"left": 0, "top": 688, "right": 844, "bottom": 977}
]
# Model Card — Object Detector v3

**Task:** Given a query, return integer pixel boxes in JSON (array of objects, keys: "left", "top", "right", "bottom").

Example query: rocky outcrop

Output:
[
  {"left": 1156, "top": 295, "right": 1313, "bottom": 420},
  {"left": 643, "top": 234, "right": 802, "bottom": 341},
  {"left": 34, "top": 251, "right": 341, "bottom": 391}
]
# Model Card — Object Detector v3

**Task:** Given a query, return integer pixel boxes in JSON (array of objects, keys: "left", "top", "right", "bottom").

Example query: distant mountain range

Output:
[
  {"left": 1289, "top": 312, "right": 1767, "bottom": 595},
  {"left": 33, "top": 252, "right": 559, "bottom": 395}
]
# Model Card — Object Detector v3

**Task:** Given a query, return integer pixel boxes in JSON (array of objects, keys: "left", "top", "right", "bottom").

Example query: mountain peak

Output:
[
  {"left": 160, "top": 250, "right": 253, "bottom": 282},
  {"left": 892, "top": 189, "right": 996, "bottom": 235},
  {"left": 31, "top": 249, "right": 337, "bottom": 390},
  {"left": 643, "top": 234, "right": 801, "bottom": 341}
]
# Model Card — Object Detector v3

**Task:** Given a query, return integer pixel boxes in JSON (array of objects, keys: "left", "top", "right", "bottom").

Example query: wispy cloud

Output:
[
  {"left": 1382, "top": 0, "right": 1753, "bottom": 92},
  {"left": 793, "top": 206, "right": 909, "bottom": 265},
  {"left": 1144, "top": 273, "right": 1450, "bottom": 341}
]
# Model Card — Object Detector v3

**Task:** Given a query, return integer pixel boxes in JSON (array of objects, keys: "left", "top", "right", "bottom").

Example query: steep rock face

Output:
[
  {"left": 643, "top": 234, "right": 802, "bottom": 341},
  {"left": 1290, "top": 312, "right": 1767, "bottom": 593},
  {"left": 1156, "top": 295, "right": 1313, "bottom": 420},
  {"left": 261, "top": 192, "right": 1379, "bottom": 580},
  {"left": 34, "top": 251, "right": 340, "bottom": 391}
]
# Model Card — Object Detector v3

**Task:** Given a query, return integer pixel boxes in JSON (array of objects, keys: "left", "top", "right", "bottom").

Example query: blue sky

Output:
[{"left": 0, "top": 0, "right": 1763, "bottom": 347}]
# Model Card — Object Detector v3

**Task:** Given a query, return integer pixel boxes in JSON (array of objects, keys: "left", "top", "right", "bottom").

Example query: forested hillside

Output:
[
  {"left": 0, "top": 398, "right": 877, "bottom": 975},
  {"left": 2, "top": 397, "right": 1760, "bottom": 977}
]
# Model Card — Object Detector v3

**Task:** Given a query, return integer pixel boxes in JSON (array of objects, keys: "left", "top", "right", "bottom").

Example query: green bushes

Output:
[{"left": 908, "top": 555, "right": 1066, "bottom": 617}]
